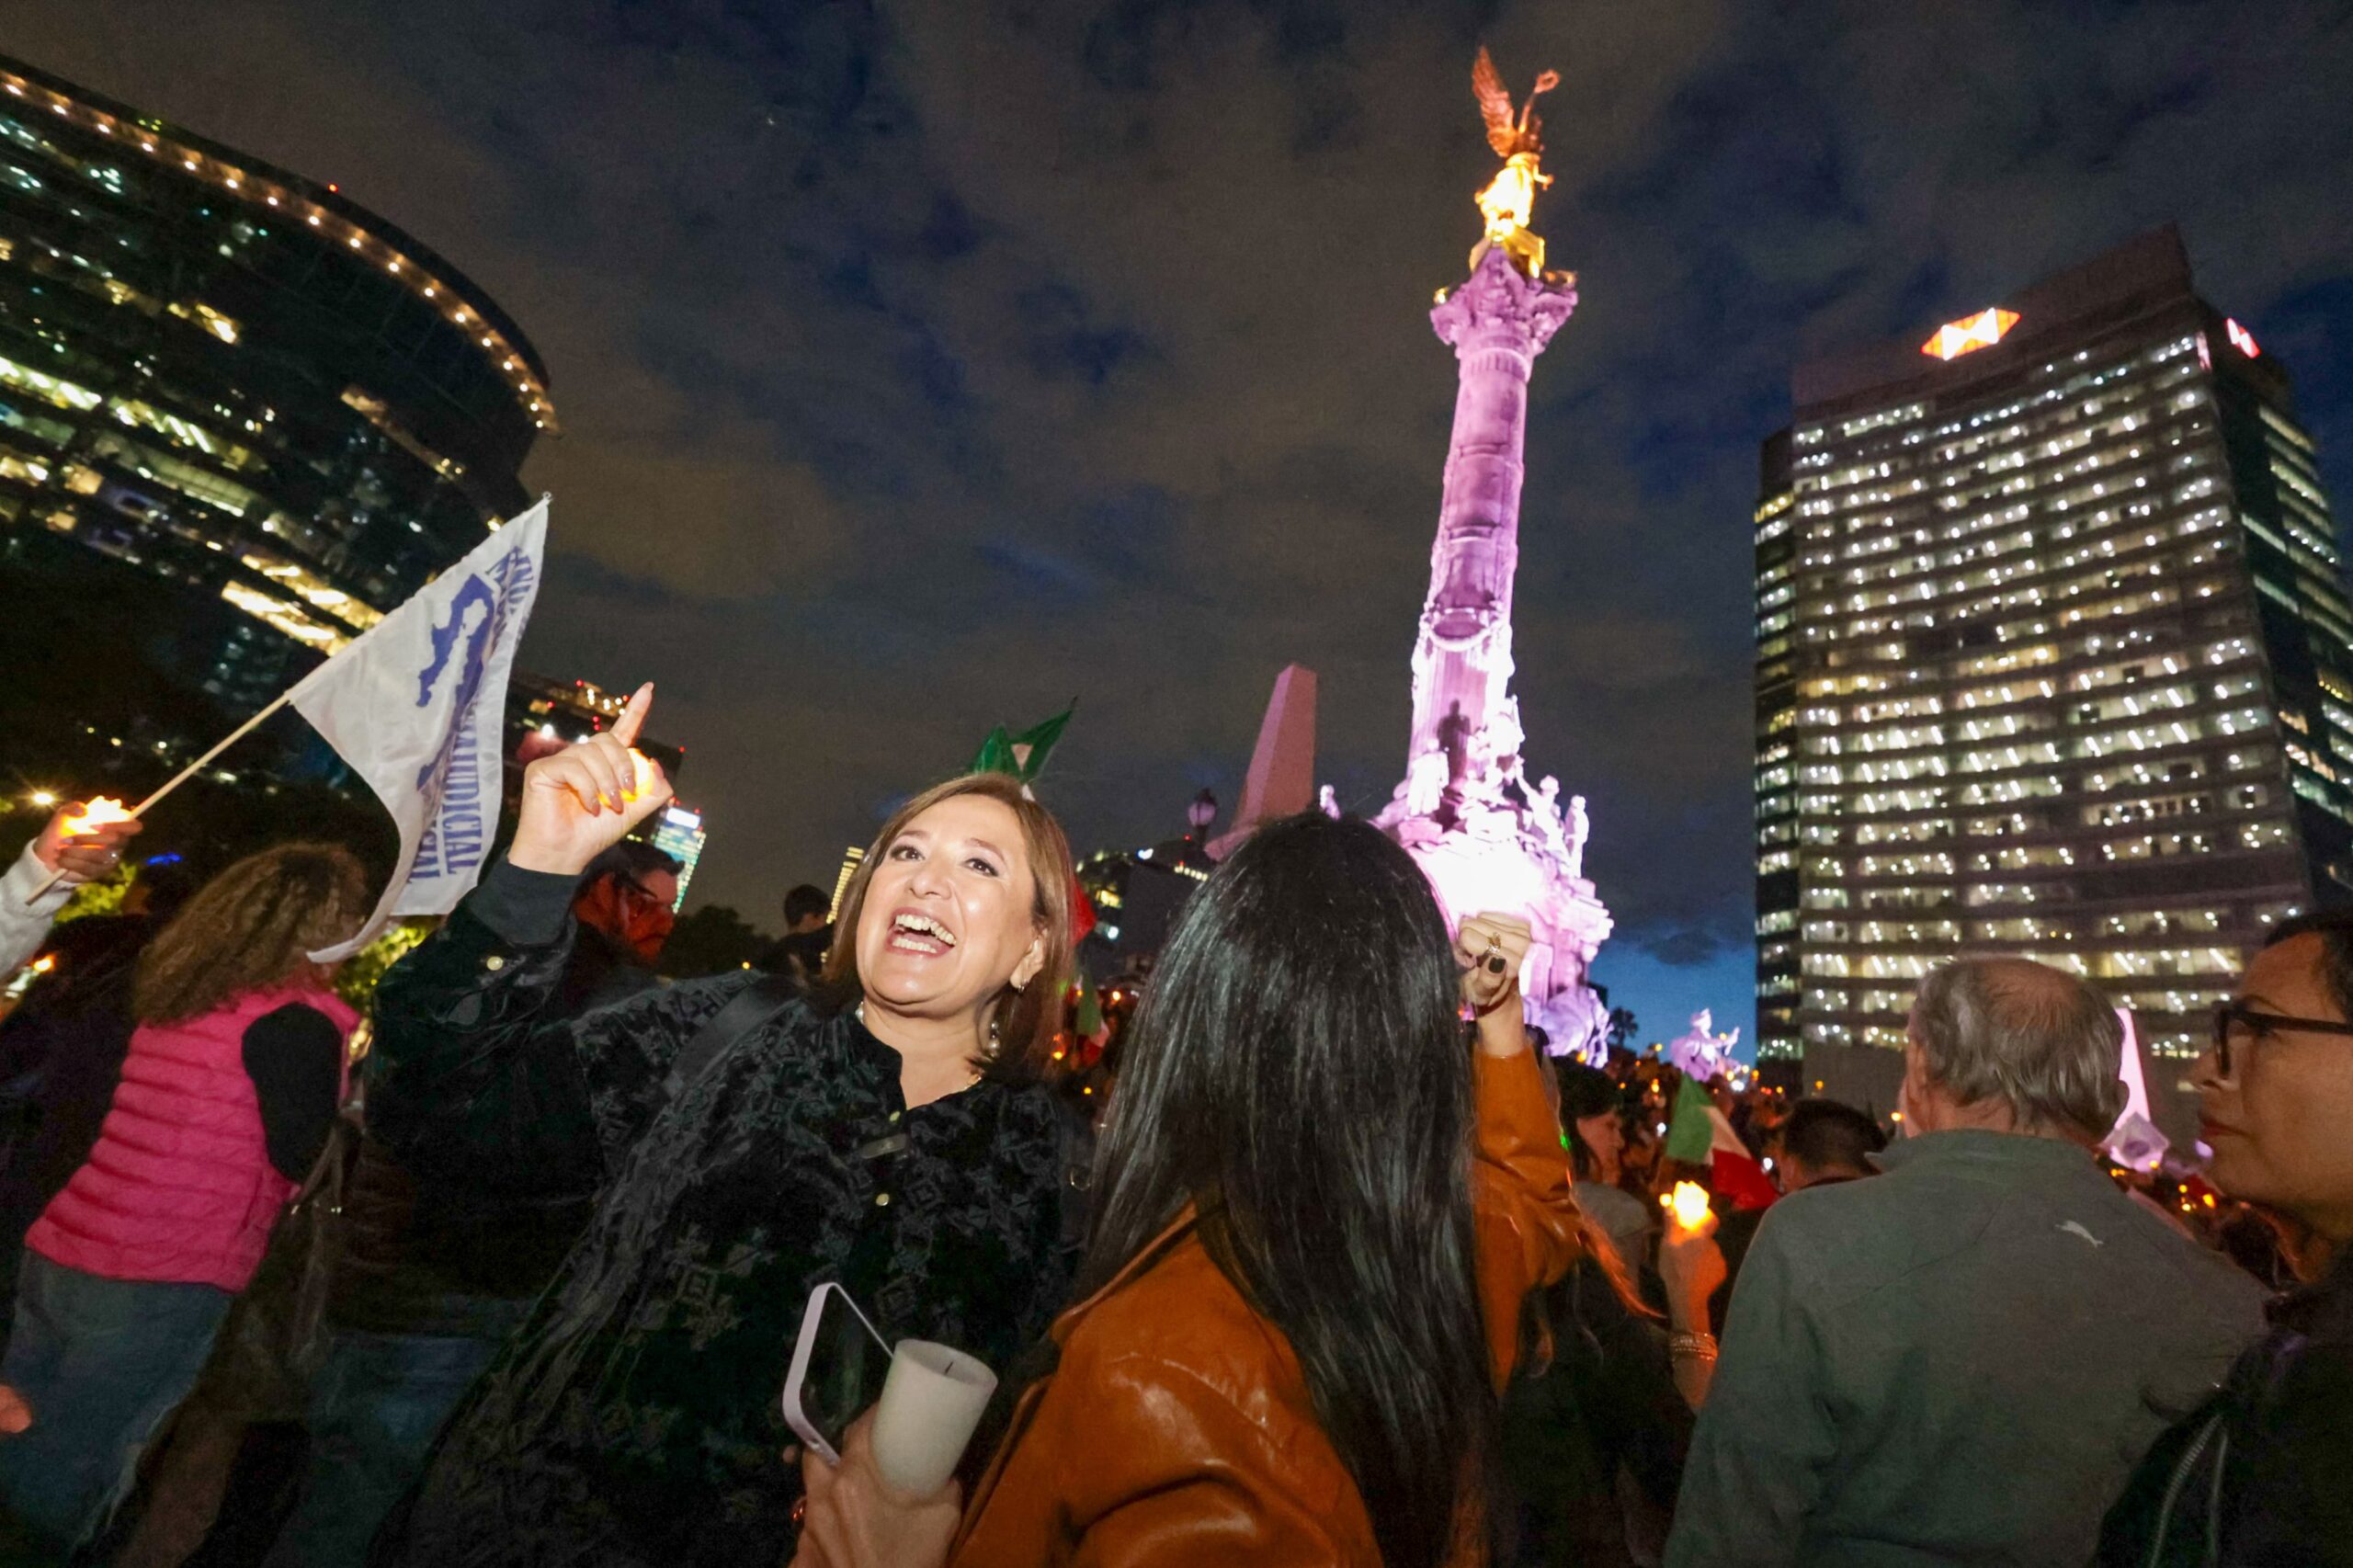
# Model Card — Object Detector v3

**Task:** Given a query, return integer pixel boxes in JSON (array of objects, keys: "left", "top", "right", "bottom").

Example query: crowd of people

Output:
[{"left": 0, "top": 686, "right": 2342, "bottom": 1566}]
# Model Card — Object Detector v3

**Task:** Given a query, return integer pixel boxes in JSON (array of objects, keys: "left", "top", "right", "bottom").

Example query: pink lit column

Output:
[
  {"left": 1377, "top": 243, "right": 1612, "bottom": 1056},
  {"left": 1407, "top": 246, "right": 1575, "bottom": 785}
]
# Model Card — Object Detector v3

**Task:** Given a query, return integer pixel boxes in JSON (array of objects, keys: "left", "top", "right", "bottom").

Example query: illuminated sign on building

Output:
[
  {"left": 649, "top": 804, "right": 706, "bottom": 910},
  {"left": 1920, "top": 307, "right": 2021, "bottom": 361},
  {"left": 2226, "top": 318, "right": 2260, "bottom": 358}
]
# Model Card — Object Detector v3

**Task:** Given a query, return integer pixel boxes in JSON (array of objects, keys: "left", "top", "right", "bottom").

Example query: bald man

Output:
[{"left": 1667, "top": 957, "right": 2265, "bottom": 1568}]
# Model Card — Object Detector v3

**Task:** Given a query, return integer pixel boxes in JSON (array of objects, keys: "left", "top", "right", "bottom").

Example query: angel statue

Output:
[{"left": 1472, "top": 47, "right": 1561, "bottom": 248}]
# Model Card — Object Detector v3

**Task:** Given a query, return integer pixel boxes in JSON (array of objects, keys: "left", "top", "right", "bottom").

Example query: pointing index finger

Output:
[{"left": 612, "top": 681, "right": 654, "bottom": 747}]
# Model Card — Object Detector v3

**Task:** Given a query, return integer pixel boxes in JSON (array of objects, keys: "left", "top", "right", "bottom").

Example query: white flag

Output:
[{"left": 291, "top": 498, "right": 548, "bottom": 961}]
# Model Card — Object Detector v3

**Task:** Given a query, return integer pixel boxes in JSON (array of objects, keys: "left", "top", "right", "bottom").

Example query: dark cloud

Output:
[{"left": 15, "top": 0, "right": 2353, "bottom": 1048}]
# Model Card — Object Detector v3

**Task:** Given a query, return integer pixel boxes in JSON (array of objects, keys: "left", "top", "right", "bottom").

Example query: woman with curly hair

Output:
[{"left": 0, "top": 842, "right": 368, "bottom": 1554}]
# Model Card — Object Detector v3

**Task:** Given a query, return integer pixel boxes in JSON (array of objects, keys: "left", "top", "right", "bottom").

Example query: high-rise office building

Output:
[
  {"left": 0, "top": 53, "right": 547, "bottom": 709},
  {"left": 1756, "top": 227, "right": 2351, "bottom": 1127}
]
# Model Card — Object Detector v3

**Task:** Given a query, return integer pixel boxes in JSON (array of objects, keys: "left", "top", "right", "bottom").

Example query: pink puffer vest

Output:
[{"left": 28, "top": 983, "right": 358, "bottom": 1291}]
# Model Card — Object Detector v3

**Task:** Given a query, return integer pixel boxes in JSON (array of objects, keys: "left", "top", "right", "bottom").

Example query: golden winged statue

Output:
[{"left": 1470, "top": 47, "right": 1562, "bottom": 274}]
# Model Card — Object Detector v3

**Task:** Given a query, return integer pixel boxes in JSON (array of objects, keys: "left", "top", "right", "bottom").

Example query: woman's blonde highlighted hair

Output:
[{"left": 133, "top": 844, "right": 370, "bottom": 1024}]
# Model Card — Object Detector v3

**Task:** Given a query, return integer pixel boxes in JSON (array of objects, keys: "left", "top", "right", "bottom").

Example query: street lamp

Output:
[{"left": 1187, "top": 788, "right": 1217, "bottom": 844}]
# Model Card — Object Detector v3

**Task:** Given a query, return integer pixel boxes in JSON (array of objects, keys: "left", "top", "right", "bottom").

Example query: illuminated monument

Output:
[{"left": 1375, "top": 51, "right": 1613, "bottom": 1057}]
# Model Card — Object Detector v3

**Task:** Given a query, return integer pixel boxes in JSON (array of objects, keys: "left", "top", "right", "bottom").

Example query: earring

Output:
[{"left": 983, "top": 1015, "right": 1003, "bottom": 1061}]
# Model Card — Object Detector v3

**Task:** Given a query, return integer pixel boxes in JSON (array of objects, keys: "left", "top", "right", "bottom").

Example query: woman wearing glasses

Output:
[{"left": 2100, "top": 909, "right": 2353, "bottom": 1566}]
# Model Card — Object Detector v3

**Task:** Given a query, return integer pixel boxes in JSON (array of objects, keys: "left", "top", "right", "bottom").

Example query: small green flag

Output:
[
  {"left": 1665, "top": 1073, "right": 1718, "bottom": 1165},
  {"left": 972, "top": 703, "right": 1076, "bottom": 784}
]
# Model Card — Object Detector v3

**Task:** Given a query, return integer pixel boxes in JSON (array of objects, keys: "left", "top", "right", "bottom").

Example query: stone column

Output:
[{"left": 1405, "top": 245, "right": 1576, "bottom": 805}]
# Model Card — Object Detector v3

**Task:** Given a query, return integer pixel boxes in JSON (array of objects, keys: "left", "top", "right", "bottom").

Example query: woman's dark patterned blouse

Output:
[{"left": 364, "top": 863, "right": 1076, "bottom": 1568}]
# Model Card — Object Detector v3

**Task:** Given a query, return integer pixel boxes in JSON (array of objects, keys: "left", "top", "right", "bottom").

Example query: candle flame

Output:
[
  {"left": 61, "top": 797, "right": 133, "bottom": 836},
  {"left": 1667, "top": 1180, "right": 1711, "bottom": 1231},
  {"left": 626, "top": 749, "right": 658, "bottom": 801}
]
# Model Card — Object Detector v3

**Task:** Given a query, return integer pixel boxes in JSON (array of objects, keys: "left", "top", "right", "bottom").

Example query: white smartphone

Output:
[{"left": 781, "top": 1281, "right": 895, "bottom": 1465}]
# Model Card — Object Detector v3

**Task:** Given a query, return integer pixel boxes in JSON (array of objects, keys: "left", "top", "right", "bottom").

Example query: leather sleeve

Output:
[
  {"left": 958, "top": 1353, "right": 1362, "bottom": 1568},
  {"left": 1470, "top": 1045, "right": 1583, "bottom": 1390}
]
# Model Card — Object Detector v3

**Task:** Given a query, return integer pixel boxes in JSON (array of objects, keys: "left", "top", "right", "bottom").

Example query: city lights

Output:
[
  {"left": 1761, "top": 237, "right": 2353, "bottom": 1072},
  {"left": 0, "top": 65, "right": 556, "bottom": 428}
]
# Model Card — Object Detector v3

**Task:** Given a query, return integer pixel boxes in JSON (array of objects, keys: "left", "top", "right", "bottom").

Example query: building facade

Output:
[
  {"left": 1756, "top": 228, "right": 2352, "bottom": 1127},
  {"left": 0, "top": 53, "right": 546, "bottom": 709}
]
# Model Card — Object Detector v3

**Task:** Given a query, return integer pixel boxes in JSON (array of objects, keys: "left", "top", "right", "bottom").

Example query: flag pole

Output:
[
  {"left": 123, "top": 686, "right": 301, "bottom": 818},
  {"left": 30, "top": 684, "right": 301, "bottom": 901}
]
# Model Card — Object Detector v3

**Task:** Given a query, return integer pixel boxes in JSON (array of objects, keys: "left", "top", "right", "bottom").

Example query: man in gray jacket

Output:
[{"left": 1666, "top": 958, "right": 2266, "bottom": 1567}]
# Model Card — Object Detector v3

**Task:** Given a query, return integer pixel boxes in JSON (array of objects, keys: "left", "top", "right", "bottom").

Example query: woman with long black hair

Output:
[{"left": 796, "top": 811, "right": 1584, "bottom": 1567}]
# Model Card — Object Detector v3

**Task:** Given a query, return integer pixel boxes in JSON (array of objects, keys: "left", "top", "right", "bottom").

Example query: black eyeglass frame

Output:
[{"left": 2211, "top": 1001, "right": 2353, "bottom": 1075}]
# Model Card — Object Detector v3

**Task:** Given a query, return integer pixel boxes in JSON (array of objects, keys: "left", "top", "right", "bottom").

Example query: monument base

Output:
[{"left": 1378, "top": 769, "right": 1612, "bottom": 1060}]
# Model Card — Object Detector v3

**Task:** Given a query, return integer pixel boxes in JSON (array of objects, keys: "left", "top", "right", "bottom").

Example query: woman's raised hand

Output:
[
  {"left": 1457, "top": 911, "right": 1533, "bottom": 1056},
  {"left": 506, "top": 682, "right": 675, "bottom": 878}
]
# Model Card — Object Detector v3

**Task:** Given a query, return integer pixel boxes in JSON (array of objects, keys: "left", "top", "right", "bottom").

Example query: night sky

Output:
[{"left": 14, "top": 2, "right": 2353, "bottom": 1054}]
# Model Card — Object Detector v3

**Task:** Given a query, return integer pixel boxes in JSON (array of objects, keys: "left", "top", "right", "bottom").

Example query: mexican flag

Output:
[{"left": 1665, "top": 1073, "right": 1779, "bottom": 1211}]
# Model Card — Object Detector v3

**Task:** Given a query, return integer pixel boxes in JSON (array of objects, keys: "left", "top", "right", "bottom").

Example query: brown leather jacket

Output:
[{"left": 950, "top": 1045, "right": 1581, "bottom": 1566}]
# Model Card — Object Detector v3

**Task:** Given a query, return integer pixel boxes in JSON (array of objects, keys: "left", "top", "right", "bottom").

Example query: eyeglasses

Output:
[{"left": 2210, "top": 1001, "right": 2353, "bottom": 1076}]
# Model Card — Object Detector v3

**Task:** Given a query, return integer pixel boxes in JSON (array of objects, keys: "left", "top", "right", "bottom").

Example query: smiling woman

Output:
[
  {"left": 824, "top": 773, "right": 1075, "bottom": 1104},
  {"left": 352, "top": 688, "right": 1087, "bottom": 1568}
]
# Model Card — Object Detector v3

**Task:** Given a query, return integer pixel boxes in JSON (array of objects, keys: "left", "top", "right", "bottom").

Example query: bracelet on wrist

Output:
[{"left": 1667, "top": 1330, "right": 1719, "bottom": 1360}]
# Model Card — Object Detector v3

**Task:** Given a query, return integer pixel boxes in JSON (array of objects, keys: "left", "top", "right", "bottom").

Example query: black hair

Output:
[
  {"left": 1556, "top": 1062, "right": 1620, "bottom": 1182},
  {"left": 2263, "top": 907, "right": 2353, "bottom": 1019},
  {"left": 1080, "top": 812, "right": 1496, "bottom": 1568},
  {"left": 782, "top": 881, "right": 832, "bottom": 926},
  {"left": 580, "top": 839, "right": 679, "bottom": 891},
  {"left": 1780, "top": 1097, "right": 1886, "bottom": 1178},
  {"left": 131, "top": 856, "right": 204, "bottom": 919}
]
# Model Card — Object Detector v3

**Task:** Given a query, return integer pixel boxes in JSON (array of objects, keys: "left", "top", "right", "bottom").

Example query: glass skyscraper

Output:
[
  {"left": 1756, "top": 227, "right": 2351, "bottom": 1126},
  {"left": 0, "top": 52, "right": 545, "bottom": 710}
]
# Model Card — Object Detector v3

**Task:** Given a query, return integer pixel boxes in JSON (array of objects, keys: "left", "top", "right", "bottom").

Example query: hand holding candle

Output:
[
  {"left": 794, "top": 1408, "right": 962, "bottom": 1568},
  {"left": 1657, "top": 1180, "right": 1729, "bottom": 1339},
  {"left": 32, "top": 799, "right": 142, "bottom": 890},
  {"left": 60, "top": 797, "right": 134, "bottom": 837}
]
